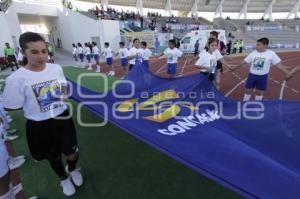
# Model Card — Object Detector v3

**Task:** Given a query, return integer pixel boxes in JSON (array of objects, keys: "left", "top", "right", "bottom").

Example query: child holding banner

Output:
[
  {"left": 232, "top": 38, "right": 295, "bottom": 101},
  {"left": 141, "top": 41, "right": 152, "bottom": 68},
  {"left": 115, "top": 42, "right": 129, "bottom": 74},
  {"left": 194, "top": 38, "right": 233, "bottom": 85},
  {"left": 158, "top": 39, "right": 183, "bottom": 78},
  {"left": 2, "top": 32, "right": 82, "bottom": 197},
  {"left": 128, "top": 38, "right": 144, "bottom": 71}
]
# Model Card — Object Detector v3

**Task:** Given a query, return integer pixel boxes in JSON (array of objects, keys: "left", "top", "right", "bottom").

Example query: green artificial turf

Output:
[{"left": 9, "top": 66, "right": 241, "bottom": 199}]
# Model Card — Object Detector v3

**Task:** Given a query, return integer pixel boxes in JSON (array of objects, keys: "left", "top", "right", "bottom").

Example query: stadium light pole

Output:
[
  {"left": 238, "top": 0, "right": 251, "bottom": 19},
  {"left": 191, "top": 0, "right": 199, "bottom": 19},
  {"left": 165, "top": 0, "right": 172, "bottom": 17},
  {"left": 214, "top": 0, "right": 225, "bottom": 18},
  {"left": 262, "top": 0, "right": 277, "bottom": 21},
  {"left": 136, "top": 0, "right": 143, "bottom": 16},
  {"left": 286, "top": 0, "right": 300, "bottom": 19}
]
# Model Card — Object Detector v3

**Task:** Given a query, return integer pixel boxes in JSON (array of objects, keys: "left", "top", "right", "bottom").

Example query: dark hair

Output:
[
  {"left": 141, "top": 41, "right": 147, "bottom": 47},
  {"left": 92, "top": 42, "right": 97, "bottom": 46},
  {"left": 210, "top": 31, "right": 218, "bottom": 38},
  {"left": 77, "top": 43, "right": 82, "bottom": 47},
  {"left": 119, "top": 41, "right": 125, "bottom": 46},
  {"left": 72, "top": 43, "right": 76, "bottom": 47},
  {"left": 169, "top": 39, "right": 176, "bottom": 45},
  {"left": 207, "top": 38, "right": 217, "bottom": 46},
  {"left": 133, "top": 38, "right": 139, "bottom": 43},
  {"left": 19, "top": 32, "right": 46, "bottom": 65},
  {"left": 105, "top": 42, "right": 109, "bottom": 46},
  {"left": 206, "top": 38, "right": 217, "bottom": 51},
  {"left": 257, "top": 37, "right": 269, "bottom": 45}
]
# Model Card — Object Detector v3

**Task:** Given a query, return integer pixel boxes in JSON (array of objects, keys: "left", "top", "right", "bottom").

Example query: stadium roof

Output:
[{"left": 79, "top": 0, "right": 300, "bottom": 13}]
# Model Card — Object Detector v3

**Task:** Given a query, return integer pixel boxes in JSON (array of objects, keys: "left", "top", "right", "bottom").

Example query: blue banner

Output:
[{"left": 69, "top": 62, "right": 300, "bottom": 199}]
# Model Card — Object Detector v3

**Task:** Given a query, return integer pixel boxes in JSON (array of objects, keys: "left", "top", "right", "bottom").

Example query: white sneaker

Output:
[
  {"left": 8, "top": 156, "right": 26, "bottom": 170},
  {"left": 107, "top": 71, "right": 115, "bottom": 76},
  {"left": 4, "top": 135, "right": 18, "bottom": 141},
  {"left": 87, "top": 67, "right": 93, "bottom": 70},
  {"left": 95, "top": 68, "right": 101, "bottom": 73},
  {"left": 7, "top": 129, "right": 17, "bottom": 135},
  {"left": 66, "top": 166, "right": 83, "bottom": 187},
  {"left": 7, "top": 117, "right": 13, "bottom": 123},
  {"left": 60, "top": 177, "right": 76, "bottom": 197}
]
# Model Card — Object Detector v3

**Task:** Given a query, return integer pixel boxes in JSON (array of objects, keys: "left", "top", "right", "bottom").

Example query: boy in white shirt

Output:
[
  {"left": 115, "top": 42, "right": 129, "bottom": 74},
  {"left": 92, "top": 42, "right": 101, "bottom": 73},
  {"left": 161, "top": 39, "right": 183, "bottom": 78},
  {"left": 102, "top": 42, "right": 115, "bottom": 76},
  {"left": 141, "top": 41, "right": 152, "bottom": 68},
  {"left": 84, "top": 43, "right": 92, "bottom": 70},
  {"left": 232, "top": 38, "right": 295, "bottom": 101},
  {"left": 72, "top": 43, "right": 78, "bottom": 64},
  {"left": 77, "top": 43, "right": 85, "bottom": 67},
  {"left": 127, "top": 38, "right": 144, "bottom": 71}
]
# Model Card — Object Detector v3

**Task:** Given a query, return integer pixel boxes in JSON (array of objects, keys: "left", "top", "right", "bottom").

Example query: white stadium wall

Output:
[
  {"left": 2, "top": 3, "right": 22, "bottom": 48},
  {"left": 1, "top": 2, "right": 121, "bottom": 54},
  {"left": 13, "top": 1, "right": 58, "bottom": 17},
  {"left": 100, "top": 20, "right": 121, "bottom": 52},
  {"left": 56, "top": 7, "right": 121, "bottom": 52},
  {"left": 0, "top": 12, "right": 14, "bottom": 56}
]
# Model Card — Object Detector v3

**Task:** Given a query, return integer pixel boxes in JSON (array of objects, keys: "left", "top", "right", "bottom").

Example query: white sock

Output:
[
  {"left": 89, "top": 63, "right": 92, "bottom": 68},
  {"left": 96, "top": 65, "right": 100, "bottom": 70},
  {"left": 255, "top": 95, "right": 263, "bottom": 101},
  {"left": 243, "top": 94, "right": 251, "bottom": 101},
  {"left": 0, "top": 188, "right": 15, "bottom": 199}
]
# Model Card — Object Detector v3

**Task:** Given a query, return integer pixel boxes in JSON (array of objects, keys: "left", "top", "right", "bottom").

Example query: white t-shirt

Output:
[
  {"left": 119, "top": 48, "right": 129, "bottom": 59},
  {"left": 2, "top": 63, "right": 68, "bottom": 121},
  {"left": 142, "top": 48, "right": 152, "bottom": 61},
  {"left": 84, "top": 47, "right": 91, "bottom": 55},
  {"left": 244, "top": 49, "right": 281, "bottom": 75},
  {"left": 163, "top": 48, "right": 183, "bottom": 64},
  {"left": 92, "top": 46, "right": 100, "bottom": 55},
  {"left": 103, "top": 47, "right": 113, "bottom": 58},
  {"left": 72, "top": 47, "right": 78, "bottom": 55},
  {"left": 195, "top": 50, "right": 223, "bottom": 73},
  {"left": 78, "top": 47, "right": 84, "bottom": 54},
  {"left": 128, "top": 47, "right": 144, "bottom": 65}
]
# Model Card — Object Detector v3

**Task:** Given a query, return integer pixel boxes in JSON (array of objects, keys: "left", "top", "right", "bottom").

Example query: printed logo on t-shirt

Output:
[
  {"left": 121, "top": 51, "right": 125, "bottom": 57},
  {"left": 167, "top": 53, "right": 173, "bottom": 62},
  {"left": 32, "top": 80, "right": 63, "bottom": 112},
  {"left": 252, "top": 57, "right": 265, "bottom": 71},
  {"left": 210, "top": 59, "right": 217, "bottom": 73},
  {"left": 136, "top": 52, "right": 143, "bottom": 61}
]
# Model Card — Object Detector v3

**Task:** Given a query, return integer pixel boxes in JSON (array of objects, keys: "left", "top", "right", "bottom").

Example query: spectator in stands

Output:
[
  {"left": 3, "top": 43, "right": 19, "bottom": 71},
  {"left": 155, "top": 38, "right": 160, "bottom": 55},
  {"left": 227, "top": 40, "right": 232, "bottom": 55},
  {"left": 194, "top": 40, "right": 199, "bottom": 57}
]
